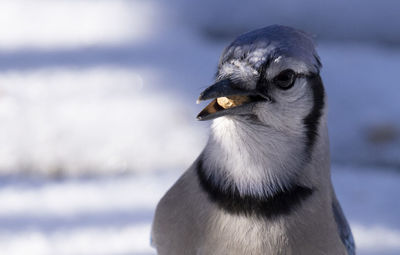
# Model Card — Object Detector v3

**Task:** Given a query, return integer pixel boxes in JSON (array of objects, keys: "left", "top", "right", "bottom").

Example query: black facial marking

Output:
[
  {"left": 196, "top": 159, "right": 313, "bottom": 219},
  {"left": 303, "top": 74, "right": 325, "bottom": 152},
  {"left": 254, "top": 57, "right": 273, "bottom": 99}
]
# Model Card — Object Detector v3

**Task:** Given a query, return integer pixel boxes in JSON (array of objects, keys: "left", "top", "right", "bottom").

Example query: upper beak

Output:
[
  {"left": 196, "top": 79, "right": 269, "bottom": 121},
  {"left": 197, "top": 79, "right": 251, "bottom": 102}
]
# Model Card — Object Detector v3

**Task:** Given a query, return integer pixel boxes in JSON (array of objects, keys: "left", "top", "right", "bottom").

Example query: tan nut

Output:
[{"left": 217, "top": 96, "right": 250, "bottom": 109}]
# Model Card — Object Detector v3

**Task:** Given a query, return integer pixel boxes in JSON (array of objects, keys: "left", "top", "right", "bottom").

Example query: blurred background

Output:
[{"left": 0, "top": 0, "right": 399, "bottom": 254}]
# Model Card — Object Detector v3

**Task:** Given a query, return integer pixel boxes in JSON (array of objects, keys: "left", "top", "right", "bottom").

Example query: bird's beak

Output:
[
  {"left": 196, "top": 79, "right": 269, "bottom": 121},
  {"left": 197, "top": 79, "right": 252, "bottom": 102}
]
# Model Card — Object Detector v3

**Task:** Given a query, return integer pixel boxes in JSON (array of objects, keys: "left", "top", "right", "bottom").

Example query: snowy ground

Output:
[
  {"left": 0, "top": 1, "right": 399, "bottom": 254},
  {"left": 0, "top": 166, "right": 399, "bottom": 255}
]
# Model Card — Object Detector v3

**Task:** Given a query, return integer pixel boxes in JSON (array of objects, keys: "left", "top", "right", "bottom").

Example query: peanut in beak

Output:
[{"left": 216, "top": 96, "right": 250, "bottom": 109}]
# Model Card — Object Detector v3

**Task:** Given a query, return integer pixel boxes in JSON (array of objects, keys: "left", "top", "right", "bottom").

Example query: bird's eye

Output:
[{"left": 273, "top": 69, "right": 296, "bottom": 90}]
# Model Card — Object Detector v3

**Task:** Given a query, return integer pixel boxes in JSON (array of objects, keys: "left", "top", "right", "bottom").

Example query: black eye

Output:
[{"left": 273, "top": 69, "right": 296, "bottom": 90}]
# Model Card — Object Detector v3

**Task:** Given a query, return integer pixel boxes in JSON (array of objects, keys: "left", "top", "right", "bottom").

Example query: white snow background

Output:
[{"left": 0, "top": 0, "right": 399, "bottom": 254}]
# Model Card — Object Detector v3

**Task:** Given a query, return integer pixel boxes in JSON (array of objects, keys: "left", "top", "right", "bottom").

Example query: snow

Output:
[
  {"left": 0, "top": 67, "right": 206, "bottom": 175},
  {"left": 0, "top": 0, "right": 158, "bottom": 49},
  {"left": 0, "top": 0, "right": 399, "bottom": 254},
  {"left": 0, "top": 166, "right": 399, "bottom": 255},
  {"left": 0, "top": 173, "right": 177, "bottom": 255},
  {"left": 333, "top": 166, "right": 400, "bottom": 255}
]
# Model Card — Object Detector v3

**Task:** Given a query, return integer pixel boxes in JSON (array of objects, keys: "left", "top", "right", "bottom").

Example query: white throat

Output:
[{"left": 202, "top": 116, "right": 309, "bottom": 197}]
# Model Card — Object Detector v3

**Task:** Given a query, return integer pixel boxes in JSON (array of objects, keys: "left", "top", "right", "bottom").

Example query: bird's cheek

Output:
[{"left": 252, "top": 104, "right": 271, "bottom": 121}]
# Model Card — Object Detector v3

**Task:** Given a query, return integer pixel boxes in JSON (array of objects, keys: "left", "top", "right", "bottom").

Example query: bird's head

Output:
[{"left": 197, "top": 25, "right": 325, "bottom": 150}]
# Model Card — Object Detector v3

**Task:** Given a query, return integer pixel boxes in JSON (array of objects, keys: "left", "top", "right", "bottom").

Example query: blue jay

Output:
[{"left": 152, "top": 25, "right": 355, "bottom": 255}]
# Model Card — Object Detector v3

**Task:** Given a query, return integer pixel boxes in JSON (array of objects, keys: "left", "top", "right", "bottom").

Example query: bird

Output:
[{"left": 151, "top": 25, "right": 355, "bottom": 255}]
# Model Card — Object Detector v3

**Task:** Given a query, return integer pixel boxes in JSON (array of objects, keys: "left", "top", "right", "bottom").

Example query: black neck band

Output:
[{"left": 196, "top": 159, "right": 313, "bottom": 219}]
